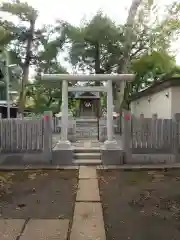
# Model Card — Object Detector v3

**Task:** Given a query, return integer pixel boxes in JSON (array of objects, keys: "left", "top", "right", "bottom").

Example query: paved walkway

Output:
[
  {"left": 0, "top": 166, "right": 106, "bottom": 240},
  {"left": 70, "top": 166, "right": 106, "bottom": 240}
]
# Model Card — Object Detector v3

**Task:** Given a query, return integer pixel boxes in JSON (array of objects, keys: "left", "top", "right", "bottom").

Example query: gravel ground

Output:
[
  {"left": 0, "top": 169, "right": 78, "bottom": 219},
  {"left": 98, "top": 169, "right": 180, "bottom": 240}
]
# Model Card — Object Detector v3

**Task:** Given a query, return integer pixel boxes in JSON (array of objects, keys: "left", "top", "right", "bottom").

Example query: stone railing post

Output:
[
  {"left": 151, "top": 114, "right": 158, "bottom": 149},
  {"left": 17, "top": 113, "right": 23, "bottom": 119},
  {"left": 72, "top": 119, "right": 76, "bottom": 142},
  {"left": 43, "top": 111, "right": 53, "bottom": 162},
  {"left": 173, "top": 113, "right": 180, "bottom": 162},
  {"left": 67, "top": 116, "right": 76, "bottom": 142},
  {"left": 122, "top": 110, "right": 132, "bottom": 163}
]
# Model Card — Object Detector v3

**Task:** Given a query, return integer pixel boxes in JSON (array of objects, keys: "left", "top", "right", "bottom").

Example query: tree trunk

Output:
[
  {"left": 94, "top": 42, "right": 101, "bottom": 86},
  {"left": 118, "top": 0, "right": 143, "bottom": 73},
  {"left": 115, "top": 0, "right": 143, "bottom": 111},
  {"left": 18, "top": 18, "right": 35, "bottom": 114},
  {"left": 46, "top": 97, "right": 53, "bottom": 107}
]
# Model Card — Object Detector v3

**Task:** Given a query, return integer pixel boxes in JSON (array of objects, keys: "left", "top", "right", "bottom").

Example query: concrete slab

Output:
[
  {"left": 70, "top": 202, "right": 106, "bottom": 240},
  {"left": 79, "top": 166, "right": 97, "bottom": 179},
  {"left": 20, "top": 219, "right": 69, "bottom": 240},
  {"left": 76, "top": 179, "right": 100, "bottom": 201},
  {"left": 0, "top": 219, "right": 25, "bottom": 240}
]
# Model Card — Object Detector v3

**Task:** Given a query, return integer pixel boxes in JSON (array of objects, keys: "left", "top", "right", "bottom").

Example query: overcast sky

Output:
[
  {"left": 23, "top": 0, "right": 180, "bottom": 74},
  {"left": 26, "top": 0, "right": 173, "bottom": 26}
]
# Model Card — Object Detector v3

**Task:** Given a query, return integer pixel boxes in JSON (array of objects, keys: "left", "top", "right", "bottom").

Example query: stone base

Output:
[
  {"left": 0, "top": 152, "right": 50, "bottom": 165},
  {"left": 128, "top": 154, "right": 176, "bottom": 165},
  {"left": 68, "top": 134, "right": 76, "bottom": 142},
  {"left": 99, "top": 136, "right": 107, "bottom": 142},
  {"left": 103, "top": 140, "right": 121, "bottom": 150},
  {"left": 54, "top": 140, "right": 72, "bottom": 150},
  {"left": 52, "top": 150, "right": 73, "bottom": 165},
  {"left": 101, "top": 149, "right": 124, "bottom": 165},
  {"left": 52, "top": 141, "right": 73, "bottom": 165}
]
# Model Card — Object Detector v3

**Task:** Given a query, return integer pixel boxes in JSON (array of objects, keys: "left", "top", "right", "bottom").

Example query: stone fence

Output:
[
  {"left": 1, "top": 111, "right": 180, "bottom": 166},
  {"left": 122, "top": 112, "right": 180, "bottom": 164},
  {"left": 0, "top": 117, "right": 44, "bottom": 152},
  {"left": 0, "top": 111, "right": 52, "bottom": 165}
]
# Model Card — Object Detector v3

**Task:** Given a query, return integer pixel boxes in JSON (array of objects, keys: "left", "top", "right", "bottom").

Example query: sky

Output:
[
  {"left": 26, "top": 0, "right": 173, "bottom": 26},
  {"left": 22, "top": 0, "right": 180, "bottom": 73}
]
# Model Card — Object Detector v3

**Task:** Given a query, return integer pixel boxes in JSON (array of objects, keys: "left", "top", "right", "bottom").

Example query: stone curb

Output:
[
  {"left": 0, "top": 165, "right": 79, "bottom": 171},
  {"left": 96, "top": 163, "right": 180, "bottom": 170}
]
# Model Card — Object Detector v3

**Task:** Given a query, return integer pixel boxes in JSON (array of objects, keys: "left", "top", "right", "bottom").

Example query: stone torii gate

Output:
[{"left": 41, "top": 74, "right": 134, "bottom": 163}]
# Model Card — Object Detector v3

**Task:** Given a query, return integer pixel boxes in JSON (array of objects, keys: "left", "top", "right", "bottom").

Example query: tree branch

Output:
[{"left": 130, "top": 45, "right": 147, "bottom": 59}]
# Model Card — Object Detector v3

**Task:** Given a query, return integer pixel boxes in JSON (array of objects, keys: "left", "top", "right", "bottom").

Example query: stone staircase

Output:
[
  {"left": 74, "top": 148, "right": 101, "bottom": 165},
  {"left": 76, "top": 119, "right": 98, "bottom": 140},
  {"left": 73, "top": 140, "right": 102, "bottom": 165}
]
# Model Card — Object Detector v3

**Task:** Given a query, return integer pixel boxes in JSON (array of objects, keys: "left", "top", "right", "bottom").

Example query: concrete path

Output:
[
  {"left": 0, "top": 166, "right": 106, "bottom": 240},
  {"left": 70, "top": 166, "right": 106, "bottom": 240},
  {"left": 0, "top": 219, "right": 69, "bottom": 240}
]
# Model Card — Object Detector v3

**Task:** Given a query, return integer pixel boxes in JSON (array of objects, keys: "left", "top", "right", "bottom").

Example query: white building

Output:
[{"left": 130, "top": 77, "right": 180, "bottom": 119}]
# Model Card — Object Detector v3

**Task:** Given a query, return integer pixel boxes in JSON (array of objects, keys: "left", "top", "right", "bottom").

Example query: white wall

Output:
[
  {"left": 171, "top": 86, "right": 180, "bottom": 117},
  {"left": 131, "top": 88, "right": 172, "bottom": 119}
]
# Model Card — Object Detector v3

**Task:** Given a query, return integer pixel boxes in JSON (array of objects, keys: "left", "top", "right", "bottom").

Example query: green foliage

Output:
[
  {"left": 0, "top": 1, "right": 67, "bottom": 113},
  {"left": 0, "top": 26, "right": 11, "bottom": 46},
  {"left": 131, "top": 51, "right": 176, "bottom": 91},
  {"left": 65, "top": 12, "right": 122, "bottom": 74},
  {"left": 1, "top": 0, "right": 180, "bottom": 113},
  {"left": 26, "top": 80, "right": 75, "bottom": 114},
  {"left": 0, "top": 0, "right": 38, "bottom": 21},
  {"left": 0, "top": 55, "right": 5, "bottom": 81},
  {"left": 26, "top": 82, "right": 61, "bottom": 113},
  {"left": 159, "top": 67, "right": 180, "bottom": 80}
]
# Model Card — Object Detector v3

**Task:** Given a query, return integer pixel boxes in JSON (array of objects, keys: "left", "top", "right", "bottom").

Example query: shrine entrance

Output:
[
  {"left": 75, "top": 91, "right": 101, "bottom": 140},
  {"left": 75, "top": 91, "right": 100, "bottom": 118},
  {"left": 41, "top": 74, "right": 134, "bottom": 150}
]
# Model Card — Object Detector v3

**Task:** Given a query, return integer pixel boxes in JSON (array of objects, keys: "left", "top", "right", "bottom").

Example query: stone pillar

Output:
[
  {"left": 103, "top": 79, "right": 119, "bottom": 149},
  {"left": 55, "top": 79, "right": 71, "bottom": 149},
  {"left": 43, "top": 111, "right": 53, "bottom": 162},
  {"left": 61, "top": 79, "right": 69, "bottom": 141},
  {"left": 106, "top": 79, "right": 113, "bottom": 141}
]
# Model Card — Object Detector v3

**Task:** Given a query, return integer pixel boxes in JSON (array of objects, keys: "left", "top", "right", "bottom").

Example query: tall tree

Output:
[
  {"left": 115, "top": 0, "right": 148, "bottom": 111},
  {"left": 120, "top": 0, "right": 180, "bottom": 109},
  {"left": 63, "top": 0, "right": 180, "bottom": 110},
  {"left": 0, "top": 0, "right": 39, "bottom": 113},
  {"left": 64, "top": 13, "right": 122, "bottom": 84},
  {"left": 117, "top": 0, "right": 143, "bottom": 73}
]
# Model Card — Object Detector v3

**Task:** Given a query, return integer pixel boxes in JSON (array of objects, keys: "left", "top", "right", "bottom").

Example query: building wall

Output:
[
  {"left": 131, "top": 87, "right": 172, "bottom": 118},
  {"left": 171, "top": 86, "right": 180, "bottom": 117}
]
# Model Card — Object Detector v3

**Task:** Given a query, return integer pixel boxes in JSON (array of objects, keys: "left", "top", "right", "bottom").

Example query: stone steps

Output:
[
  {"left": 73, "top": 142, "right": 102, "bottom": 165},
  {"left": 74, "top": 148, "right": 100, "bottom": 153},
  {"left": 76, "top": 121, "right": 98, "bottom": 127},
  {"left": 74, "top": 152, "right": 101, "bottom": 160},
  {"left": 76, "top": 133, "right": 98, "bottom": 139},
  {"left": 74, "top": 159, "right": 101, "bottom": 165}
]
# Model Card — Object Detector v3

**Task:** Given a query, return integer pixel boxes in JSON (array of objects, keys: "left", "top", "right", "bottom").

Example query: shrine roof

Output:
[{"left": 74, "top": 91, "right": 100, "bottom": 99}]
